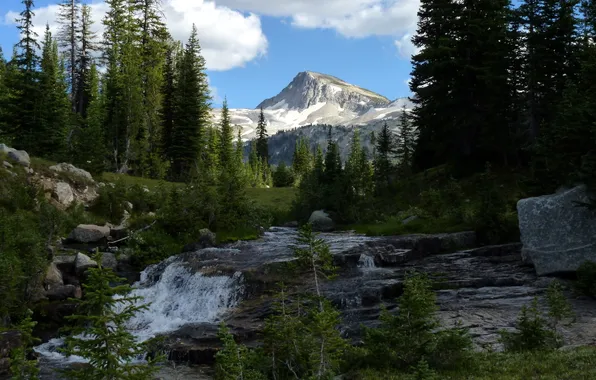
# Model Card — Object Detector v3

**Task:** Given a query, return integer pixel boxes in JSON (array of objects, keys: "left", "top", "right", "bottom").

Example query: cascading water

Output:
[
  {"left": 357, "top": 253, "right": 376, "bottom": 269},
  {"left": 35, "top": 250, "right": 244, "bottom": 365}
]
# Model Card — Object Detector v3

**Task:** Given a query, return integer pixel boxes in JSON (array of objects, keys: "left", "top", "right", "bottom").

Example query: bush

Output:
[
  {"left": 359, "top": 272, "right": 472, "bottom": 371},
  {"left": 499, "top": 297, "right": 558, "bottom": 352},
  {"left": 272, "top": 162, "right": 295, "bottom": 187}
]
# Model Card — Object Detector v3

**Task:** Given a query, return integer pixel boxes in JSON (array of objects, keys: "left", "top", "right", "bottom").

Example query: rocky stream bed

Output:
[{"left": 31, "top": 227, "right": 596, "bottom": 379}]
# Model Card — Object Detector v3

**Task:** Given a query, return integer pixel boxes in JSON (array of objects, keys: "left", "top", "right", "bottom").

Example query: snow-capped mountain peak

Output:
[
  {"left": 210, "top": 71, "right": 412, "bottom": 140},
  {"left": 256, "top": 71, "right": 390, "bottom": 113}
]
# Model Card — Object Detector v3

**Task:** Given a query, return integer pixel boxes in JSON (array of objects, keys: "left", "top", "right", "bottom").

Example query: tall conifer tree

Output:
[
  {"left": 57, "top": 0, "right": 80, "bottom": 112},
  {"left": 256, "top": 106, "right": 269, "bottom": 163}
]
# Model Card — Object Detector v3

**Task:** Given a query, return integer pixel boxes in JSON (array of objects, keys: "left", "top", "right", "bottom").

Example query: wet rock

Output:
[
  {"left": 49, "top": 163, "right": 94, "bottom": 182},
  {"left": 68, "top": 224, "right": 110, "bottom": 243},
  {"left": 518, "top": 185, "right": 596, "bottom": 275},
  {"left": 309, "top": 210, "right": 335, "bottom": 232},
  {"left": 182, "top": 229, "right": 217, "bottom": 252},
  {"left": 54, "top": 182, "right": 75, "bottom": 206},
  {"left": 74, "top": 252, "right": 98, "bottom": 275},
  {"left": 44, "top": 262, "right": 63, "bottom": 289}
]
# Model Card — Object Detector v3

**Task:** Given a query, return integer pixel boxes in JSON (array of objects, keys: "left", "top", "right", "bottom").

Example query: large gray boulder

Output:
[
  {"left": 517, "top": 185, "right": 596, "bottom": 275},
  {"left": 3, "top": 145, "right": 30, "bottom": 167},
  {"left": 49, "top": 162, "right": 93, "bottom": 182},
  {"left": 68, "top": 224, "right": 111, "bottom": 243},
  {"left": 308, "top": 210, "right": 335, "bottom": 232},
  {"left": 182, "top": 229, "right": 217, "bottom": 252}
]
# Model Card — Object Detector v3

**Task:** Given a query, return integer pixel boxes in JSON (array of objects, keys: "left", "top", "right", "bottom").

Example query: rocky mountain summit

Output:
[{"left": 211, "top": 71, "right": 412, "bottom": 140}]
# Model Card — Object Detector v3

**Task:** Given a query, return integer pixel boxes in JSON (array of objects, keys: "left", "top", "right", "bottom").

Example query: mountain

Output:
[{"left": 211, "top": 71, "right": 413, "bottom": 140}]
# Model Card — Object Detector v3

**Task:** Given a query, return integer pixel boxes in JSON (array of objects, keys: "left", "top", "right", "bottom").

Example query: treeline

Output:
[
  {"left": 411, "top": 0, "right": 596, "bottom": 189},
  {"left": 0, "top": 0, "right": 258, "bottom": 184}
]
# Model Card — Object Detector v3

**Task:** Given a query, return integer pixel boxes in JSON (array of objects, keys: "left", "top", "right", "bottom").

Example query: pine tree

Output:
[
  {"left": 205, "top": 126, "right": 220, "bottom": 185},
  {"left": 373, "top": 122, "right": 395, "bottom": 195},
  {"left": 38, "top": 25, "right": 70, "bottom": 159},
  {"left": 134, "top": 0, "right": 169, "bottom": 178},
  {"left": 160, "top": 40, "right": 178, "bottom": 163},
  {"left": 256, "top": 106, "right": 269, "bottom": 163},
  {"left": 60, "top": 256, "right": 161, "bottom": 379},
  {"left": 292, "top": 136, "right": 312, "bottom": 185},
  {"left": 218, "top": 97, "right": 235, "bottom": 170},
  {"left": 73, "top": 63, "right": 106, "bottom": 175},
  {"left": 74, "top": 4, "right": 98, "bottom": 117},
  {"left": 345, "top": 129, "right": 372, "bottom": 221},
  {"left": 396, "top": 106, "right": 416, "bottom": 174},
  {"left": 11, "top": 0, "right": 41, "bottom": 152},
  {"left": 57, "top": 0, "right": 80, "bottom": 113},
  {"left": 169, "top": 24, "right": 211, "bottom": 180},
  {"left": 410, "top": 0, "right": 460, "bottom": 170}
]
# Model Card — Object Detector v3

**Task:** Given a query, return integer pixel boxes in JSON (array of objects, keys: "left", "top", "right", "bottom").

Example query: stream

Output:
[{"left": 34, "top": 227, "right": 596, "bottom": 378}]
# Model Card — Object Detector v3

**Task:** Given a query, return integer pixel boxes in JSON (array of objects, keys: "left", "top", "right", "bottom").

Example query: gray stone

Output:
[
  {"left": 308, "top": 210, "right": 335, "bottom": 232},
  {"left": 44, "top": 262, "right": 63, "bottom": 289},
  {"left": 2, "top": 161, "right": 12, "bottom": 169},
  {"left": 101, "top": 252, "right": 118, "bottom": 270},
  {"left": 68, "top": 224, "right": 111, "bottom": 243},
  {"left": 402, "top": 215, "right": 419, "bottom": 225},
  {"left": 0, "top": 143, "right": 15, "bottom": 155},
  {"left": 49, "top": 162, "right": 94, "bottom": 182},
  {"left": 182, "top": 229, "right": 217, "bottom": 252},
  {"left": 45, "top": 284, "right": 78, "bottom": 301},
  {"left": 54, "top": 182, "right": 75, "bottom": 206},
  {"left": 7, "top": 149, "right": 30, "bottom": 167},
  {"left": 53, "top": 255, "right": 76, "bottom": 273},
  {"left": 123, "top": 201, "right": 133, "bottom": 211},
  {"left": 75, "top": 252, "right": 98, "bottom": 275},
  {"left": 517, "top": 185, "right": 596, "bottom": 275}
]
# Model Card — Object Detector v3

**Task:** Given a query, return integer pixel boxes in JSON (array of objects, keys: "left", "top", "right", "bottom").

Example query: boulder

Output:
[
  {"left": 517, "top": 185, "right": 596, "bottom": 275},
  {"left": 45, "top": 284, "right": 79, "bottom": 301},
  {"left": 53, "top": 255, "right": 76, "bottom": 273},
  {"left": 54, "top": 181, "right": 75, "bottom": 206},
  {"left": 7, "top": 149, "right": 30, "bottom": 167},
  {"left": 75, "top": 252, "right": 98, "bottom": 275},
  {"left": 68, "top": 224, "right": 111, "bottom": 243},
  {"left": 101, "top": 252, "right": 118, "bottom": 270},
  {"left": 49, "top": 162, "right": 93, "bottom": 182},
  {"left": 44, "top": 262, "right": 63, "bottom": 289},
  {"left": 0, "top": 143, "right": 14, "bottom": 155},
  {"left": 402, "top": 215, "right": 419, "bottom": 225},
  {"left": 182, "top": 229, "right": 217, "bottom": 252},
  {"left": 308, "top": 210, "right": 335, "bottom": 232},
  {"left": 0, "top": 331, "right": 21, "bottom": 377}
]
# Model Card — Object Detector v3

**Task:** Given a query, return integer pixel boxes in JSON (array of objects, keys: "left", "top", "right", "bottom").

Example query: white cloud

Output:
[
  {"left": 4, "top": 0, "right": 268, "bottom": 71},
  {"left": 215, "top": 0, "right": 420, "bottom": 57},
  {"left": 394, "top": 33, "right": 419, "bottom": 59}
]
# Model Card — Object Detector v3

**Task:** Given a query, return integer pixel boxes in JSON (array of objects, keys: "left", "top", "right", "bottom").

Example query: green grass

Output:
[
  {"left": 355, "top": 347, "right": 596, "bottom": 380},
  {"left": 343, "top": 216, "right": 472, "bottom": 236},
  {"left": 245, "top": 186, "right": 297, "bottom": 211}
]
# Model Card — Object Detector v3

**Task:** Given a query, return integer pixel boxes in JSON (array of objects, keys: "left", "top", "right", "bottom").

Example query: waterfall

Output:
[
  {"left": 35, "top": 251, "right": 244, "bottom": 362},
  {"left": 125, "top": 263, "right": 244, "bottom": 341},
  {"left": 357, "top": 254, "right": 376, "bottom": 269}
]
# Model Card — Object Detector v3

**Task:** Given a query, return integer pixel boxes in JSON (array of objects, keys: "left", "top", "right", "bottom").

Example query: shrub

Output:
[
  {"left": 359, "top": 272, "right": 472, "bottom": 371},
  {"left": 499, "top": 297, "right": 558, "bottom": 352}
]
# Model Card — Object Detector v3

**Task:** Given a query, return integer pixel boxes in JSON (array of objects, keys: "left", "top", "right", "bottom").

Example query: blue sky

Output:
[{"left": 0, "top": 0, "right": 418, "bottom": 109}]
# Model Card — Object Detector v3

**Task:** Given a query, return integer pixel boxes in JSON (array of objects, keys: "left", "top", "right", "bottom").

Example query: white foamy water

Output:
[
  {"left": 35, "top": 252, "right": 244, "bottom": 364},
  {"left": 357, "top": 254, "right": 376, "bottom": 269}
]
